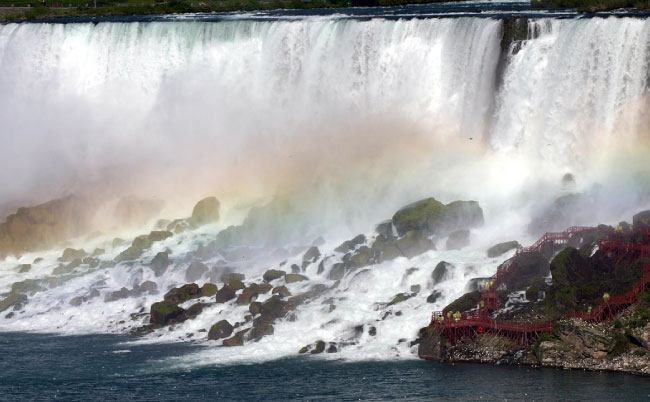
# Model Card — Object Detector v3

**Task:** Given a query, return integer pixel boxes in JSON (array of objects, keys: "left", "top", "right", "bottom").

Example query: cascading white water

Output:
[{"left": 0, "top": 16, "right": 650, "bottom": 365}]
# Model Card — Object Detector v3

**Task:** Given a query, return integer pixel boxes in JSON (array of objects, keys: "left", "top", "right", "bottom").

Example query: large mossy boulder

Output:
[
  {"left": 633, "top": 210, "right": 650, "bottom": 229},
  {"left": 487, "top": 241, "right": 520, "bottom": 258},
  {"left": 190, "top": 197, "right": 220, "bottom": 226},
  {"left": 59, "top": 248, "right": 87, "bottom": 262},
  {"left": 249, "top": 323, "right": 274, "bottom": 341},
  {"left": 303, "top": 246, "right": 320, "bottom": 263},
  {"left": 185, "top": 261, "right": 208, "bottom": 282},
  {"left": 443, "top": 290, "right": 481, "bottom": 313},
  {"left": 327, "top": 263, "right": 346, "bottom": 280},
  {"left": 285, "top": 273, "right": 308, "bottom": 283},
  {"left": 446, "top": 230, "right": 470, "bottom": 250},
  {"left": 255, "top": 295, "right": 293, "bottom": 326},
  {"left": 0, "top": 292, "right": 27, "bottom": 313},
  {"left": 207, "top": 320, "right": 233, "bottom": 340},
  {"left": 272, "top": 285, "right": 291, "bottom": 298},
  {"left": 503, "top": 251, "right": 549, "bottom": 291},
  {"left": 392, "top": 198, "right": 484, "bottom": 237},
  {"left": 200, "top": 283, "right": 218, "bottom": 297},
  {"left": 347, "top": 246, "right": 373, "bottom": 269},
  {"left": 215, "top": 284, "right": 238, "bottom": 303},
  {"left": 334, "top": 234, "right": 366, "bottom": 253},
  {"left": 395, "top": 230, "right": 435, "bottom": 259},
  {"left": 388, "top": 292, "right": 415, "bottom": 306},
  {"left": 150, "top": 301, "right": 185, "bottom": 326},
  {"left": 164, "top": 283, "right": 201, "bottom": 304},
  {"left": 150, "top": 252, "right": 171, "bottom": 277},
  {"left": 263, "top": 269, "right": 286, "bottom": 283}
]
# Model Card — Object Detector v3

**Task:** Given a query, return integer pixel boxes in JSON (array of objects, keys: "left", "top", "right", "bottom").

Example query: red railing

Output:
[{"left": 428, "top": 227, "right": 650, "bottom": 345}]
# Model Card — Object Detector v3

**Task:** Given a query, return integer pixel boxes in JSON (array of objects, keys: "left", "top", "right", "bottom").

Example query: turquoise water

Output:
[{"left": 0, "top": 332, "right": 648, "bottom": 401}]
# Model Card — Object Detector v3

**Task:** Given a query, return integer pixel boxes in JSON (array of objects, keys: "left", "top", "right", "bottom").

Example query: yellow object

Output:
[{"left": 603, "top": 293, "right": 610, "bottom": 301}]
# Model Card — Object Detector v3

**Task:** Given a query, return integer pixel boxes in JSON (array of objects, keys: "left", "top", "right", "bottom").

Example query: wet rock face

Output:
[
  {"left": 446, "top": 230, "right": 470, "bottom": 250},
  {"left": 150, "top": 252, "right": 171, "bottom": 277},
  {"left": 487, "top": 241, "right": 520, "bottom": 258},
  {"left": 164, "top": 283, "right": 200, "bottom": 304},
  {"left": 303, "top": 246, "right": 320, "bottom": 263},
  {"left": 215, "top": 284, "right": 237, "bottom": 303},
  {"left": 263, "top": 269, "right": 285, "bottom": 283},
  {"left": 504, "top": 251, "right": 549, "bottom": 291},
  {"left": 633, "top": 210, "right": 650, "bottom": 229},
  {"left": 189, "top": 196, "right": 220, "bottom": 226},
  {"left": 223, "top": 329, "right": 249, "bottom": 347},
  {"left": 59, "top": 248, "right": 87, "bottom": 262},
  {"left": 150, "top": 302, "right": 185, "bottom": 326},
  {"left": 335, "top": 235, "right": 366, "bottom": 253},
  {"left": 432, "top": 261, "right": 452, "bottom": 285},
  {"left": 185, "top": 261, "right": 208, "bottom": 282},
  {"left": 392, "top": 197, "right": 484, "bottom": 237},
  {"left": 207, "top": 320, "right": 233, "bottom": 340},
  {"left": 237, "top": 283, "right": 273, "bottom": 305}
]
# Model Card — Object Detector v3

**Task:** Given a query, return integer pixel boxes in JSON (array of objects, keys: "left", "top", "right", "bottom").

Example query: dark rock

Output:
[
  {"left": 426, "top": 290, "right": 443, "bottom": 304},
  {"left": 285, "top": 273, "right": 308, "bottom": 283},
  {"left": 326, "top": 343, "right": 338, "bottom": 353},
  {"left": 303, "top": 246, "right": 320, "bottom": 262},
  {"left": 82, "top": 257, "right": 99, "bottom": 268},
  {"left": 287, "top": 284, "right": 328, "bottom": 306},
  {"left": 504, "top": 251, "right": 549, "bottom": 291},
  {"left": 432, "top": 261, "right": 452, "bottom": 284},
  {"left": 272, "top": 285, "right": 291, "bottom": 298},
  {"left": 466, "top": 277, "right": 492, "bottom": 292},
  {"left": 185, "top": 261, "right": 209, "bottom": 282},
  {"left": 347, "top": 246, "right": 373, "bottom": 269},
  {"left": 368, "top": 326, "right": 377, "bottom": 336},
  {"left": 237, "top": 283, "right": 273, "bottom": 305},
  {"left": 184, "top": 303, "right": 204, "bottom": 319},
  {"left": 255, "top": 295, "right": 293, "bottom": 326},
  {"left": 150, "top": 301, "right": 185, "bottom": 326},
  {"left": 446, "top": 229, "right": 470, "bottom": 250},
  {"left": 189, "top": 196, "right": 220, "bottom": 226},
  {"left": 0, "top": 292, "right": 27, "bottom": 313},
  {"left": 263, "top": 269, "right": 286, "bottom": 283},
  {"left": 52, "top": 258, "right": 82, "bottom": 275},
  {"left": 327, "top": 263, "right": 346, "bottom": 280},
  {"left": 633, "top": 210, "right": 650, "bottom": 229},
  {"left": 249, "top": 323, "right": 274, "bottom": 341},
  {"left": 311, "top": 340, "right": 326, "bottom": 354},
  {"left": 410, "top": 284, "right": 421, "bottom": 293},
  {"left": 150, "top": 252, "right": 170, "bottom": 277},
  {"left": 115, "top": 245, "right": 144, "bottom": 262},
  {"left": 375, "top": 220, "right": 393, "bottom": 237},
  {"left": 200, "top": 283, "right": 218, "bottom": 297},
  {"left": 105, "top": 287, "right": 131, "bottom": 302},
  {"left": 392, "top": 198, "right": 484, "bottom": 237},
  {"left": 215, "top": 284, "right": 237, "bottom": 303},
  {"left": 335, "top": 234, "right": 366, "bottom": 253},
  {"left": 393, "top": 230, "right": 435, "bottom": 259},
  {"left": 164, "top": 283, "right": 200, "bottom": 304},
  {"left": 223, "top": 329, "right": 249, "bottom": 347},
  {"left": 18, "top": 264, "right": 31, "bottom": 273},
  {"left": 291, "top": 264, "right": 301, "bottom": 273},
  {"left": 221, "top": 272, "right": 245, "bottom": 283},
  {"left": 487, "top": 241, "right": 520, "bottom": 258},
  {"left": 444, "top": 291, "right": 481, "bottom": 313},
  {"left": 249, "top": 301, "right": 262, "bottom": 316},
  {"left": 208, "top": 320, "right": 234, "bottom": 340},
  {"left": 388, "top": 292, "right": 415, "bottom": 306},
  {"left": 59, "top": 248, "right": 87, "bottom": 262},
  {"left": 148, "top": 230, "right": 173, "bottom": 243}
]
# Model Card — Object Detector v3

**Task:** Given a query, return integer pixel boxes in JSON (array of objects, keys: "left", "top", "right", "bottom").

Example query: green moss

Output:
[
  {"left": 443, "top": 291, "right": 480, "bottom": 313},
  {"left": 611, "top": 333, "right": 630, "bottom": 356}
]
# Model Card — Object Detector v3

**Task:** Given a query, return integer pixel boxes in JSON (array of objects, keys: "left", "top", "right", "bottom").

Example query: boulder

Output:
[
  {"left": 164, "top": 283, "right": 201, "bottom": 304},
  {"left": 303, "top": 246, "right": 320, "bottom": 262},
  {"left": 223, "top": 329, "right": 249, "bottom": 347},
  {"left": 410, "top": 284, "right": 421, "bottom": 293},
  {"left": 446, "top": 230, "right": 470, "bottom": 250},
  {"left": 221, "top": 272, "right": 245, "bottom": 283},
  {"left": 392, "top": 198, "right": 484, "bottom": 237},
  {"left": 249, "top": 301, "right": 262, "bottom": 315},
  {"left": 150, "top": 252, "right": 171, "bottom": 277},
  {"left": 327, "top": 263, "right": 346, "bottom": 281},
  {"left": 189, "top": 197, "right": 220, "bottom": 226},
  {"left": 215, "top": 284, "right": 237, "bottom": 303},
  {"left": 311, "top": 340, "right": 326, "bottom": 354},
  {"left": 237, "top": 283, "right": 273, "bottom": 305},
  {"left": 466, "top": 277, "right": 493, "bottom": 292},
  {"left": 291, "top": 264, "right": 301, "bottom": 274},
  {"left": 263, "top": 269, "right": 286, "bottom": 283},
  {"left": 249, "top": 323, "right": 274, "bottom": 341},
  {"left": 394, "top": 230, "right": 435, "bottom": 258},
  {"left": 375, "top": 220, "right": 393, "bottom": 237},
  {"left": 82, "top": 257, "right": 99, "bottom": 268},
  {"left": 487, "top": 241, "right": 520, "bottom": 258},
  {"left": 18, "top": 264, "right": 31, "bottom": 273},
  {"left": 105, "top": 287, "right": 131, "bottom": 302},
  {"left": 633, "top": 210, "right": 650, "bottom": 229},
  {"left": 52, "top": 258, "right": 82, "bottom": 275},
  {"left": 272, "top": 285, "right": 291, "bottom": 298},
  {"left": 504, "top": 251, "right": 549, "bottom": 291},
  {"left": 59, "top": 248, "right": 87, "bottom": 262},
  {"left": 255, "top": 295, "right": 293, "bottom": 326},
  {"left": 432, "top": 261, "right": 452, "bottom": 284},
  {"left": 115, "top": 245, "right": 144, "bottom": 263},
  {"left": 443, "top": 290, "right": 481, "bottom": 313},
  {"left": 285, "top": 273, "right": 308, "bottom": 284},
  {"left": 347, "top": 246, "right": 373, "bottom": 269},
  {"left": 426, "top": 290, "right": 442, "bottom": 304},
  {"left": 388, "top": 292, "right": 415, "bottom": 306},
  {"left": 334, "top": 234, "right": 366, "bottom": 253},
  {"left": 185, "top": 261, "right": 209, "bottom": 282},
  {"left": 200, "top": 283, "right": 218, "bottom": 297},
  {"left": 207, "top": 320, "right": 234, "bottom": 340},
  {"left": 184, "top": 303, "right": 204, "bottom": 319},
  {"left": 0, "top": 292, "right": 27, "bottom": 313},
  {"left": 150, "top": 301, "right": 185, "bottom": 326}
]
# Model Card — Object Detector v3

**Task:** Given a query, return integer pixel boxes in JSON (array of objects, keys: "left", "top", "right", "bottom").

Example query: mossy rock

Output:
[
  {"left": 504, "top": 251, "right": 548, "bottom": 291},
  {"left": 327, "top": 263, "right": 346, "bottom": 281},
  {"left": 237, "top": 283, "right": 273, "bottom": 305},
  {"left": 200, "top": 283, "right": 218, "bottom": 297},
  {"left": 221, "top": 272, "right": 245, "bottom": 283},
  {"left": 184, "top": 303, "right": 204, "bottom": 319},
  {"left": 0, "top": 292, "right": 27, "bottom": 313},
  {"left": 285, "top": 273, "right": 308, "bottom": 283},
  {"left": 395, "top": 230, "right": 435, "bottom": 258},
  {"left": 263, "top": 269, "right": 286, "bottom": 283},
  {"left": 228, "top": 279, "right": 245, "bottom": 291},
  {"left": 207, "top": 319, "right": 233, "bottom": 340},
  {"left": 82, "top": 257, "right": 99, "bottom": 268},
  {"left": 185, "top": 261, "right": 208, "bottom": 282},
  {"left": 249, "top": 301, "right": 262, "bottom": 316},
  {"left": 215, "top": 284, "right": 237, "bottom": 303},
  {"left": 426, "top": 290, "right": 442, "bottom": 304},
  {"left": 392, "top": 198, "right": 483, "bottom": 236},
  {"left": 299, "top": 346, "right": 309, "bottom": 354},
  {"left": 303, "top": 246, "right": 320, "bottom": 262},
  {"left": 150, "top": 252, "right": 171, "bottom": 277},
  {"left": 432, "top": 261, "right": 452, "bottom": 284},
  {"left": 223, "top": 329, "right": 249, "bottom": 347},
  {"left": 255, "top": 295, "right": 293, "bottom": 326},
  {"left": 443, "top": 291, "right": 481, "bottom": 313},
  {"left": 59, "top": 248, "right": 87, "bottom": 262},
  {"left": 148, "top": 230, "right": 173, "bottom": 243},
  {"left": 487, "top": 241, "right": 520, "bottom": 258},
  {"left": 446, "top": 229, "right": 470, "bottom": 250},
  {"left": 249, "top": 323, "right": 274, "bottom": 341},
  {"left": 633, "top": 210, "right": 650, "bottom": 229},
  {"left": 347, "top": 246, "right": 373, "bottom": 269},
  {"left": 164, "top": 283, "right": 200, "bottom": 304},
  {"left": 272, "top": 285, "right": 291, "bottom": 298},
  {"left": 311, "top": 340, "right": 326, "bottom": 354},
  {"left": 115, "top": 245, "right": 144, "bottom": 262},
  {"left": 11, "top": 279, "right": 42, "bottom": 294},
  {"left": 150, "top": 301, "right": 185, "bottom": 326},
  {"left": 388, "top": 292, "right": 415, "bottom": 306},
  {"left": 131, "top": 235, "right": 152, "bottom": 250},
  {"left": 190, "top": 197, "right": 220, "bottom": 226},
  {"left": 375, "top": 220, "right": 393, "bottom": 237},
  {"left": 334, "top": 234, "right": 366, "bottom": 253},
  {"left": 18, "top": 264, "right": 31, "bottom": 273}
]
